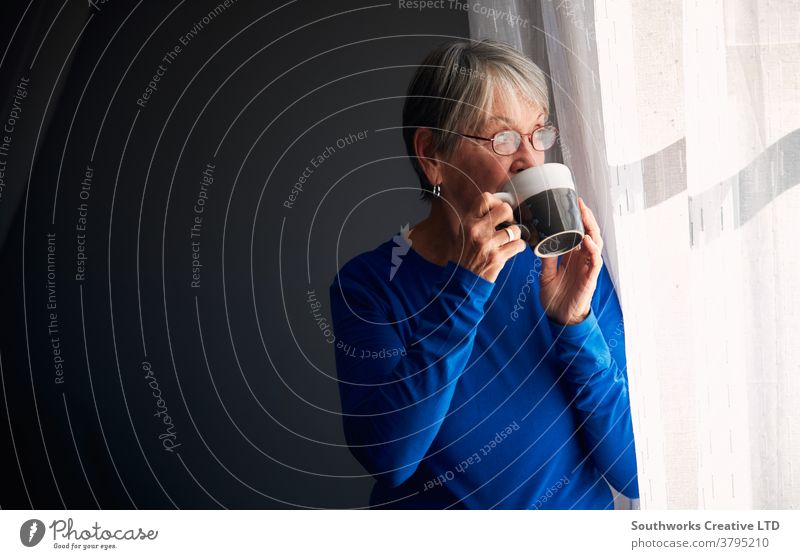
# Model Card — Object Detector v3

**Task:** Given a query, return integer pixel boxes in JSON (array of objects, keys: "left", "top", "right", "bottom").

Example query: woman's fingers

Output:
[
  {"left": 474, "top": 192, "right": 515, "bottom": 227},
  {"left": 494, "top": 238, "right": 527, "bottom": 261},
  {"left": 578, "top": 197, "right": 603, "bottom": 253},
  {"left": 489, "top": 203, "right": 515, "bottom": 228},
  {"left": 488, "top": 226, "right": 526, "bottom": 271},
  {"left": 493, "top": 224, "right": 522, "bottom": 248},
  {"left": 475, "top": 191, "right": 504, "bottom": 216},
  {"left": 582, "top": 233, "right": 603, "bottom": 279},
  {"left": 538, "top": 252, "right": 559, "bottom": 280}
]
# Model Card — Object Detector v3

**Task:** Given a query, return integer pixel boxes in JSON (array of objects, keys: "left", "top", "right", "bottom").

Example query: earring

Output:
[{"left": 432, "top": 183, "right": 441, "bottom": 197}]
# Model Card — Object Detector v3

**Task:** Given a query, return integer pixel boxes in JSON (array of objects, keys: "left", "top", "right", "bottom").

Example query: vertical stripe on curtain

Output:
[{"left": 469, "top": 0, "right": 800, "bottom": 509}]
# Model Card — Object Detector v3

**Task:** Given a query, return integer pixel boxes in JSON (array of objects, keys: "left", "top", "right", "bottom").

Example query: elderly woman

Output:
[{"left": 329, "top": 39, "right": 638, "bottom": 509}]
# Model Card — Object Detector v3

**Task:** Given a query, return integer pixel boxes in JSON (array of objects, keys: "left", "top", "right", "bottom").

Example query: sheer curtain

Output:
[{"left": 470, "top": 0, "right": 800, "bottom": 509}]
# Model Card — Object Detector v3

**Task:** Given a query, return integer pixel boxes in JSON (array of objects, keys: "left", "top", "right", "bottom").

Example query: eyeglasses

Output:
[{"left": 454, "top": 124, "right": 558, "bottom": 155}]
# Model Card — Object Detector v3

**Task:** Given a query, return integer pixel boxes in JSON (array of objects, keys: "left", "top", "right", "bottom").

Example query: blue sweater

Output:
[{"left": 329, "top": 232, "right": 639, "bottom": 509}]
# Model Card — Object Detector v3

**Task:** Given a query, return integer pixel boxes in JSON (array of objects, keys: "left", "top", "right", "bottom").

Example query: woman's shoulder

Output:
[
  {"left": 330, "top": 236, "right": 399, "bottom": 291},
  {"left": 328, "top": 234, "right": 419, "bottom": 321}
]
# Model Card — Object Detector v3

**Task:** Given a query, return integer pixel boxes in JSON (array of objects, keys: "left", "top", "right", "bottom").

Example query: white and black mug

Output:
[{"left": 493, "top": 163, "right": 584, "bottom": 258}]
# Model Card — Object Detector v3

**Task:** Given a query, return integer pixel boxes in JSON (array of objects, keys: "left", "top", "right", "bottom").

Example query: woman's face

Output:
[{"left": 440, "top": 90, "right": 546, "bottom": 215}]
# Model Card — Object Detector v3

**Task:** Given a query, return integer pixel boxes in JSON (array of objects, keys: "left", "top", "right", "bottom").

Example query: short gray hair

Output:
[{"left": 402, "top": 39, "right": 550, "bottom": 200}]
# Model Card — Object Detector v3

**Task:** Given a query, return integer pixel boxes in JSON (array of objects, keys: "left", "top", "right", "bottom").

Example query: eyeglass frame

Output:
[{"left": 452, "top": 123, "right": 559, "bottom": 155}]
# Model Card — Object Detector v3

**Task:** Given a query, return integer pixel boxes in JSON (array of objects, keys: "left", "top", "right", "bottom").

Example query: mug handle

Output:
[
  {"left": 492, "top": 191, "right": 531, "bottom": 241},
  {"left": 492, "top": 191, "right": 516, "bottom": 206}
]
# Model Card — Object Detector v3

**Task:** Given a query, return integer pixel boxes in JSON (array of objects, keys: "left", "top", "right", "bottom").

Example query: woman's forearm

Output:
[
  {"left": 547, "top": 308, "right": 639, "bottom": 498},
  {"left": 331, "top": 261, "right": 493, "bottom": 488}
]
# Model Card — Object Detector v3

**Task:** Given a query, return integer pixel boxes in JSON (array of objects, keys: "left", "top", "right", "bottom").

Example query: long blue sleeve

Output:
[
  {"left": 546, "top": 262, "right": 639, "bottom": 499},
  {"left": 330, "top": 257, "right": 494, "bottom": 488}
]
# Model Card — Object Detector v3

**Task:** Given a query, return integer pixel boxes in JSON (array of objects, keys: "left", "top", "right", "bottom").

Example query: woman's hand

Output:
[
  {"left": 539, "top": 197, "right": 604, "bottom": 325},
  {"left": 454, "top": 192, "right": 527, "bottom": 283}
]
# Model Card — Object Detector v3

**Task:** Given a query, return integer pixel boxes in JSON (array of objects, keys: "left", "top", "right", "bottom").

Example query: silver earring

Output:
[{"left": 432, "top": 183, "right": 441, "bottom": 197}]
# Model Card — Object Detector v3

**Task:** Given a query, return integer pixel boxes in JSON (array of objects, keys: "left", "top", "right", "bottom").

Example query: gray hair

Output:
[{"left": 402, "top": 39, "right": 550, "bottom": 200}]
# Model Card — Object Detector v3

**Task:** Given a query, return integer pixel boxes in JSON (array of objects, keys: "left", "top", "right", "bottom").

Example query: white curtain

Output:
[{"left": 470, "top": 0, "right": 800, "bottom": 509}]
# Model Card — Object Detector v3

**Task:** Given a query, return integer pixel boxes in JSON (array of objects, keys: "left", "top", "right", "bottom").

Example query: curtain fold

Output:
[{"left": 470, "top": 0, "right": 800, "bottom": 509}]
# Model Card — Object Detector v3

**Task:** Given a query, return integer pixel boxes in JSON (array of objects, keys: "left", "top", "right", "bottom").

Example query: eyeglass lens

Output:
[{"left": 493, "top": 126, "right": 556, "bottom": 155}]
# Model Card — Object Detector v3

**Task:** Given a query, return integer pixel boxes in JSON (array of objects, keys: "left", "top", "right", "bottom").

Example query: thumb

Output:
[{"left": 538, "top": 254, "right": 558, "bottom": 279}]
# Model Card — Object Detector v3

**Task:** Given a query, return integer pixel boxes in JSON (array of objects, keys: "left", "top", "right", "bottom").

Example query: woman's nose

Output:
[{"left": 509, "top": 135, "right": 541, "bottom": 174}]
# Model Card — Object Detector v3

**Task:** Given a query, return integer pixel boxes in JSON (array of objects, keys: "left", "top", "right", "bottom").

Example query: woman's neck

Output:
[{"left": 407, "top": 200, "right": 460, "bottom": 267}]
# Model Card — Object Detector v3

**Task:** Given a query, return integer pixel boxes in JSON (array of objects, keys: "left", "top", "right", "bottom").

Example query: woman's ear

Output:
[{"left": 413, "top": 128, "right": 443, "bottom": 186}]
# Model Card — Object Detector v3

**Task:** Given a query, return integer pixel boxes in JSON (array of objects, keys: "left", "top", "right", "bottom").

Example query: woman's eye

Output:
[{"left": 494, "top": 131, "right": 519, "bottom": 151}]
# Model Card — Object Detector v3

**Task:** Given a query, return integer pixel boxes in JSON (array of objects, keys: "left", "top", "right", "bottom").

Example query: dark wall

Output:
[{"left": 0, "top": 0, "right": 470, "bottom": 509}]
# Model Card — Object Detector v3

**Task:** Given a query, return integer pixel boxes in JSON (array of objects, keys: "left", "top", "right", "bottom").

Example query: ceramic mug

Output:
[{"left": 493, "top": 163, "right": 584, "bottom": 258}]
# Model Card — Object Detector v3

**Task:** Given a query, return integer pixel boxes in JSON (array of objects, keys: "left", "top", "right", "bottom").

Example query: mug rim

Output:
[
  {"left": 533, "top": 229, "right": 584, "bottom": 258},
  {"left": 502, "top": 162, "right": 575, "bottom": 202}
]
